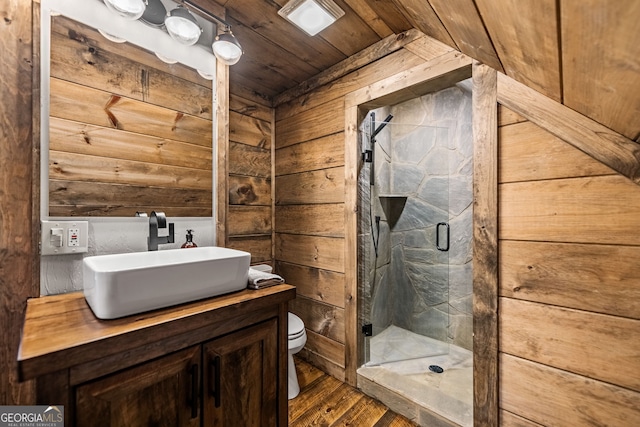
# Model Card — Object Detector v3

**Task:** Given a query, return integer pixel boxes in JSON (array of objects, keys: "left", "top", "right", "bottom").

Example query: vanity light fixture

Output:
[
  {"left": 103, "top": 0, "right": 147, "bottom": 20},
  {"left": 278, "top": 0, "right": 345, "bottom": 36},
  {"left": 139, "top": 0, "right": 166, "bottom": 28},
  {"left": 101, "top": 0, "right": 244, "bottom": 66},
  {"left": 212, "top": 28, "right": 243, "bottom": 66},
  {"left": 164, "top": 5, "right": 202, "bottom": 46},
  {"left": 182, "top": 0, "right": 244, "bottom": 66}
]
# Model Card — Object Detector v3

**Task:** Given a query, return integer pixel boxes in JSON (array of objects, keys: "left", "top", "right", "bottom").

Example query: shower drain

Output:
[{"left": 429, "top": 365, "right": 444, "bottom": 374}]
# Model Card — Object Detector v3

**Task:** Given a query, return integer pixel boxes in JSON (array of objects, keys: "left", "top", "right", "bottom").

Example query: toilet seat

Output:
[
  {"left": 289, "top": 329, "right": 305, "bottom": 340},
  {"left": 288, "top": 312, "right": 305, "bottom": 338}
]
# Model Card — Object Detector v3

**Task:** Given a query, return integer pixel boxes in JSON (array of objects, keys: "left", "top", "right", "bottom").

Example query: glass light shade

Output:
[
  {"left": 197, "top": 69, "right": 214, "bottom": 80},
  {"left": 98, "top": 29, "right": 127, "bottom": 43},
  {"left": 212, "top": 31, "right": 243, "bottom": 65},
  {"left": 165, "top": 6, "right": 202, "bottom": 46},
  {"left": 155, "top": 52, "right": 177, "bottom": 64},
  {"left": 103, "top": 0, "right": 147, "bottom": 20},
  {"left": 278, "top": 0, "right": 344, "bottom": 36}
]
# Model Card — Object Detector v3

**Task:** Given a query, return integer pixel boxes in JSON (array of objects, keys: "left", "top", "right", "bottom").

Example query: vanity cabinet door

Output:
[
  {"left": 75, "top": 346, "right": 201, "bottom": 427},
  {"left": 203, "top": 319, "right": 279, "bottom": 427}
]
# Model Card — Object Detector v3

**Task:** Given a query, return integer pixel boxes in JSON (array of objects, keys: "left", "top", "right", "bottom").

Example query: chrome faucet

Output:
[{"left": 148, "top": 211, "right": 174, "bottom": 251}]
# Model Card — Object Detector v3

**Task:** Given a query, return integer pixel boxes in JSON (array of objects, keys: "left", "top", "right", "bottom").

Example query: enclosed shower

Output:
[{"left": 357, "top": 82, "right": 473, "bottom": 426}]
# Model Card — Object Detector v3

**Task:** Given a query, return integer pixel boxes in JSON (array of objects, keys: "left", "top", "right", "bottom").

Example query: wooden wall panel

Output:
[
  {"left": 275, "top": 234, "right": 344, "bottom": 273},
  {"left": 274, "top": 133, "right": 345, "bottom": 176},
  {"left": 500, "top": 354, "right": 639, "bottom": 426},
  {"left": 497, "top": 73, "right": 640, "bottom": 185},
  {"left": 275, "top": 204, "right": 345, "bottom": 237},
  {"left": 49, "top": 181, "right": 212, "bottom": 217},
  {"left": 500, "top": 240, "right": 640, "bottom": 320},
  {"left": 498, "top": 100, "right": 640, "bottom": 425},
  {"left": 275, "top": 262, "right": 345, "bottom": 308},
  {"left": 304, "top": 330, "right": 346, "bottom": 368},
  {"left": 50, "top": 79, "right": 212, "bottom": 144},
  {"left": 500, "top": 411, "right": 545, "bottom": 427},
  {"left": 228, "top": 175, "right": 271, "bottom": 206},
  {"left": 227, "top": 235, "right": 272, "bottom": 263},
  {"left": 50, "top": 117, "right": 212, "bottom": 169},
  {"left": 275, "top": 167, "right": 345, "bottom": 205},
  {"left": 289, "top": 296, "right": 346, "bottom": 344},
  {"left": 276, "top": 98, "right": 345, "bottom": 148},
  {"left": 499, "top": 121, "right": 614, "bottom": 183},
  {"left": 49, "top": 151, "right": 211, "bottom": 190},
  {"left": 561, "top": 0, "right": 640, "bottom": 141},
  {"left": 475, "top": 0, "right": 561, "bottom": 101},
  {"left": 229, "top": 142, "right": 271, "bottom": 177},
  {"left": 500, "top": 175, "right": 640, "bottom": 245},
  {"left": 227, "top": 206, "right": 271, "bottom": 236},
  {"left": 500, "top": 298, "right": 640, "bottom": 391},
  {"left": 497, "top": 106, "right": 526, "bottom": 127},
  {"left": 229, "top": 94, "right": 272, "bottom": 122},
  {"left": 229, "top": 110, "right": 271, "bottom": 149},
  {"left": 227, "top": 93, "right": 274, "bottom": 264}
]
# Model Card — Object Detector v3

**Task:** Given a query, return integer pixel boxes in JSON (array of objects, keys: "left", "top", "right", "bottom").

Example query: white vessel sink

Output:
[{"left": 83, "top": 247, "right": 251, "bottom": 319}]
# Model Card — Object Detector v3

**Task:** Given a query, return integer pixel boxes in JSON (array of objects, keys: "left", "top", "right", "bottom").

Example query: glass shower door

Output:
[{"left": 363, "top": 118, "right": 451, "bottom": 366}]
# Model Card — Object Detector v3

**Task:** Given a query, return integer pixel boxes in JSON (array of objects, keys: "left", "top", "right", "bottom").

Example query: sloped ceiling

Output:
[{"left": 201, "top": 0, "right": 640, "bottom": 141}]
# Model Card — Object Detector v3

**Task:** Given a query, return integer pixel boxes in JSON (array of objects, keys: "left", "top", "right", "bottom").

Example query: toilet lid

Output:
[{"left": 288, "top": 312, "right": 304, "bottom": 336}]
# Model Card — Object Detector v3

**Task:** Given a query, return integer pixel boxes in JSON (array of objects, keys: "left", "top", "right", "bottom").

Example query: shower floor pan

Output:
[{"left": 357, "top": 325, "right": 473, "bottom": 427}]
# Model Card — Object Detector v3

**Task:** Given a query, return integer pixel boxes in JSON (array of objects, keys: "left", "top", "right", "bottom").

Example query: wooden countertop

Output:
[{"left": 18, "top": 284, "right": 296, "bottom": 381}]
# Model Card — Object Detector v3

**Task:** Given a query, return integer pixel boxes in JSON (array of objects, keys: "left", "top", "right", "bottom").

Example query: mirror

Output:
[{"left": 42, "top": 0, "right": 217, "bottom": 217}]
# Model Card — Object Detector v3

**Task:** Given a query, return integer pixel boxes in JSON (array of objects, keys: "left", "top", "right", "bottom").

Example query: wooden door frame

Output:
[{"left": 343, "top": 54, "right": 499, "bottom": 426}]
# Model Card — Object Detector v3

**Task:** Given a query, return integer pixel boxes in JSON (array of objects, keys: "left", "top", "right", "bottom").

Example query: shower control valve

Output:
[{"left": 362, "top": 150, "right": 373, "bottom": 163}]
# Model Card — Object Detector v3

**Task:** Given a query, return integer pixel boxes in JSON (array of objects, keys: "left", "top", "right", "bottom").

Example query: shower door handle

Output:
[{"left": 436, "top": 222, "right": 450, "bottom": 252}]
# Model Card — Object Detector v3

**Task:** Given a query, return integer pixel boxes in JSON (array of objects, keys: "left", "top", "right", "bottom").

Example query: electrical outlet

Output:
[
  {"left": 68, "top": 228, "right": 80, "bottom": 247},
  {"left": 41, "top": 220, "right": 89, "bottom": 255}
]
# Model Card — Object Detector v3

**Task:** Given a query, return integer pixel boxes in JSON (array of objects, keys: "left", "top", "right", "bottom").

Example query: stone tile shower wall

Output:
[{"left": 360, "top": 84, "right": 473, "bottom": 351}]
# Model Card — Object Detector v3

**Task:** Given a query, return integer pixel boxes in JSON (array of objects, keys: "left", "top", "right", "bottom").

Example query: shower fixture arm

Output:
[
  {"left": 368, "top": 113, "right": 393, "bottom": 186},
  {"left": 371, "top": 114, "right": 394, "bottom": 139}
]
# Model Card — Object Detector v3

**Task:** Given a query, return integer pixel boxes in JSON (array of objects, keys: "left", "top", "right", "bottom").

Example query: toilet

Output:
[{"left": 287, "top": 312, "right": 307, "bottom": 399}]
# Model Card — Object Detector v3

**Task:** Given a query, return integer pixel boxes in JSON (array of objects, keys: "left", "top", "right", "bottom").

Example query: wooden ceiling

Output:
[{"left": 198, "top": 0, "right": 640, "bottom": 141}]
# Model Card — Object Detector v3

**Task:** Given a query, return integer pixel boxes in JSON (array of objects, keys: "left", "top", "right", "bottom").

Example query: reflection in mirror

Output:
[{"left": 44, "top": 3, "right": 215, "bottom": 217}]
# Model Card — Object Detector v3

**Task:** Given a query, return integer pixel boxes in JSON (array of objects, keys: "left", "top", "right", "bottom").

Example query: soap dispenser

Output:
[{"left": 181, "top": 229, "right": 197, "bottom": 248}]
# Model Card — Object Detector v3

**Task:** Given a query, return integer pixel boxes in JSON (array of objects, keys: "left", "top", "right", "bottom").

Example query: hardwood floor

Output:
[{"left": 289, "top": 358, "right": 419, "bottom": 426}]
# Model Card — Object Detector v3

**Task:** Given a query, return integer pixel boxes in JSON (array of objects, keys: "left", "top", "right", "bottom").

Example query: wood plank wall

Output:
[
  {"left": 48, "top": 16, "right": 213, "bottom": 217},
  {"left": 274, "top": 35, "right": 455, "bottom": 381},
  {"left": 226, "top": 93, "right": 274, "bottom": 265},
  {"left": 497, "top": 105, "right": 640, "bottom": 425}
]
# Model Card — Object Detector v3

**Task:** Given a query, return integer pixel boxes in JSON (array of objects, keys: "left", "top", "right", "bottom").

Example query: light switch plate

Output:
[{"left": 41, "top": 220, "right": 89, "bottom": 256}]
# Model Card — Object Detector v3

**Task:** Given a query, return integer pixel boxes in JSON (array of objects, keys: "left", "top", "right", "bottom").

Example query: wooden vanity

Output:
[{"left": 18, "top": 284, "right": 296, "bottom": 427}]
